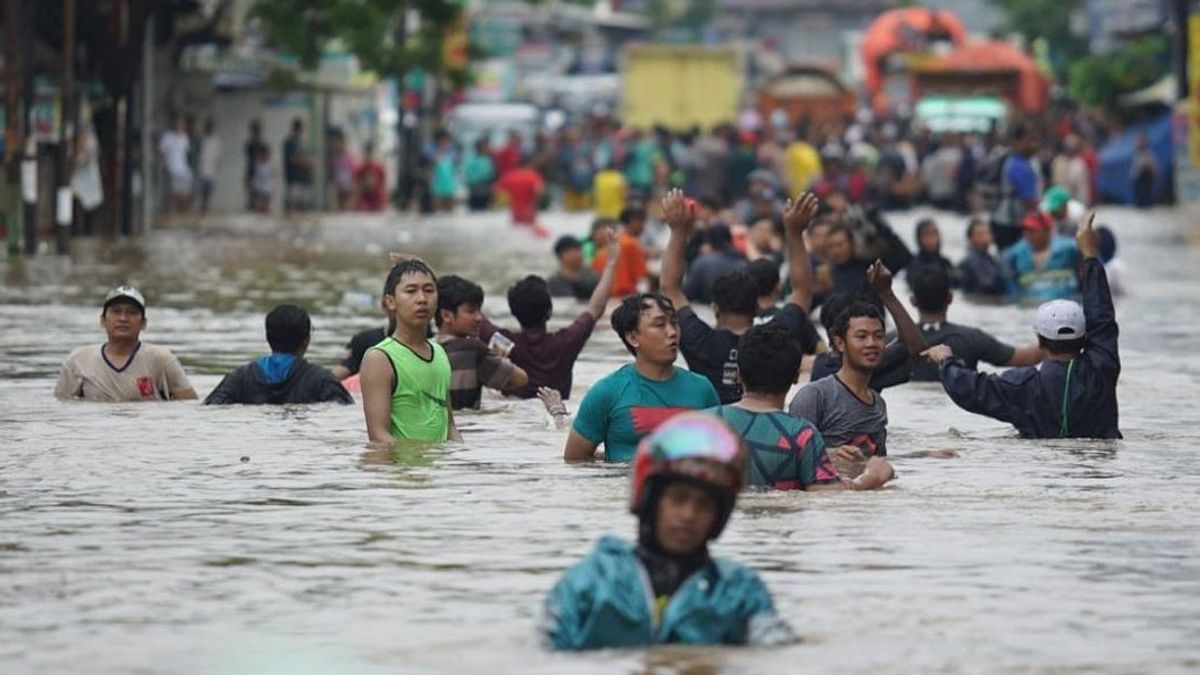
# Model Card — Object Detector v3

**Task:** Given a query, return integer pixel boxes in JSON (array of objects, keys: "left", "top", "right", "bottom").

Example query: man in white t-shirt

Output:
[
  {"left": 55, "top": 286, "right": 198, "bottom": 402},
  {"left": 159, "top": 114, "right": 193, "bottom": 214}
]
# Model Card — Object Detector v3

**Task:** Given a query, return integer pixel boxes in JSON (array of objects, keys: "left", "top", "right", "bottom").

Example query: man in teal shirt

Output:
[
  {"left": 1003, "top": 211, "right": 1081, "bottom": 302},
  {"left": 564, "top": 293, "right": 719, "bottom": 462}
]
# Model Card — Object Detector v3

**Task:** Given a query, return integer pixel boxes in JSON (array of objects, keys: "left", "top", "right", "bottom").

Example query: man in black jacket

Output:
[
  {"left": 923, "top": 213, "right": 1120, "bottom": 439},
  {"left": 205, "top": 305, "right": 352, "bottom": 406}
]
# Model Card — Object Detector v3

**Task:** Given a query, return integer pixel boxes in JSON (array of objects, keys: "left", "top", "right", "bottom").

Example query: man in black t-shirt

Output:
[
  {"left": 906, "top": 266, "right": 1041, "bottom": 381},
  {"left": 331, "top": 318, "right": 394, "bottom": 381},
  {"left": 660, "top": 189, "right": 823, "bottom": 404}
]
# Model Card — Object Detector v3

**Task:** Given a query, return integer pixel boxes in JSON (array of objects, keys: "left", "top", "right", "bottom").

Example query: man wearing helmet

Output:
[
  {"left": 923, "top": 214, "right": 1120, "bottom": 439},
  {"left": 543, "top": 413, "right": 795, "bottom": 650}
]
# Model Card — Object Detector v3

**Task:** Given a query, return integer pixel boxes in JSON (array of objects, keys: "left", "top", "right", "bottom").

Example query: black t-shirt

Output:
[
  {"left": 340, "top": 327, "right": 388, "bottom": 376},
  {"left": 810, "top": 341, "right": 911, "bottom": 390},
  {"left": 679, "top": 303, "right": 821, "bottom": 405},
  {"left": 547, "top": 269, "right": 599, "bottom": 302},
  {"left": 908, "top": 321, "right": 1015, "bottom": 382}
]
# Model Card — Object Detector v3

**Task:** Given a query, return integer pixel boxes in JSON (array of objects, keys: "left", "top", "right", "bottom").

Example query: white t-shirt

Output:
[
  {"left": 199, "top": 135, "right": 222, "bottom": 179},
  {"left": 55, "top": 342, "right": 193, "bottom": 402},
  {"left": 159, "top": 131, "right": 192, "bottom": 178}
]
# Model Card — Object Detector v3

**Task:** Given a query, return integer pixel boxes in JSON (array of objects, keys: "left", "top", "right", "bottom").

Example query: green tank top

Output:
[{"left": 371, "top": 336, "right": 452, "bottom": 442}]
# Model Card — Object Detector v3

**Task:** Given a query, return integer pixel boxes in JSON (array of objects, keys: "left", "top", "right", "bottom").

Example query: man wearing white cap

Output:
[
  {"left": 55, "top": 287, "right": 197, "bottom": 402},
  {"left": 922, "top": 214, "right": 1120, "bottom": 439}
]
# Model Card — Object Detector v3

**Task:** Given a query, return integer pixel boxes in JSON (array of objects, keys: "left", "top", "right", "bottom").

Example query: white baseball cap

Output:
[
  {"left": 103, "top": 285, "right": 146, "bottom": 313},
  {"left": 1034, "top": 300, "right": 1085, "bottom": 340}
]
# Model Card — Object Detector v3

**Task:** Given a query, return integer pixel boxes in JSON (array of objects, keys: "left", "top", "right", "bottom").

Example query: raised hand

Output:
[
  {"left": 660, "top": 188, "right": 696, "bottom": 234},
  {"left": 603, "top": 226, "right": 620, "bottom": 267},
  {"left": 866, "top": 259, "right": 894, "bottom": 295},
  {"left": 1076, "top": 211, "right": 1099, "bottom": 260},
  {"left": 783, "top": 192, "right": 820, "bottom": 233},
  {"left": 921, "top": 344, "right": 954, "bottom": 365}
]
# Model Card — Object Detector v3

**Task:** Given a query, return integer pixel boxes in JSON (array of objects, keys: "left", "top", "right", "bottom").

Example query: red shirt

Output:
[
  {"left": 496, "top": 168, "right": 544, "bottom": 224},
  {"left": 493, "top": 143, "right": 520, "bottom": 178},
  {"left": 355, "top": 161, "right": 387, "bottom": 211}
]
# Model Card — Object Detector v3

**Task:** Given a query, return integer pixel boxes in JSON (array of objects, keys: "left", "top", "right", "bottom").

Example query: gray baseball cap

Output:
[{"left": 103, "top": 285, "right": 146, "bottom": 313}]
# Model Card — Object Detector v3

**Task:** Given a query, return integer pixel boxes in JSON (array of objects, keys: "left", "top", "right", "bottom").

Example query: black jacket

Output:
[
  {"left": 939, "top": 259, "right": 1120, "bottom": 439},
  {"left": 204, "top": 357, "right": 353, "bottom": 406}
]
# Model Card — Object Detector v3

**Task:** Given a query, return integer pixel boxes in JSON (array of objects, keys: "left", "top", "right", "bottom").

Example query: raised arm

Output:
[
  {"left": 584, "top": 228, "right": 620, "bottom": 321},
  {"left": 868, "top": 260, "right": 927, "bottom": 357},
  {"left": 1075, "top": 213, "right": 1119, "bottom": 375},
  {"left": 782, "top": 193, "right": 819, "bottom": 312},
  {"left": 659, "top": 188, "right": 696, "bottom": 310}
]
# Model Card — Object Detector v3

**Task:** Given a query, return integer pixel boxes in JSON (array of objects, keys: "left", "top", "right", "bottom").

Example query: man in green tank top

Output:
[{"left": 361, "top": 259, "right": 461, "bottom": 443}]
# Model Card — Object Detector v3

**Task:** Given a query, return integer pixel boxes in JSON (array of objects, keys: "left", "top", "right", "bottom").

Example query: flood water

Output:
[{"left": 2, "top": 206, "right": 1199, "bottom": 674}]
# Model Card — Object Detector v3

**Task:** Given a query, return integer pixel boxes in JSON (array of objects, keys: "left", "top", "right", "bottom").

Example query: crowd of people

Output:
[{"left": 75, "top": 108, "right": 1129, "bottom": 651}]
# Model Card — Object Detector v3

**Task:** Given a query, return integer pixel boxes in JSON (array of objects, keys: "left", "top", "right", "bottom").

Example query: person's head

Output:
[
  {"left": 619, "top": 205, "right": 647, "bottom": 236},
  {"left": 747, "top": 217, "right": 777, "bottom": 250},
  {"left": 806, "top": 220, "right": 832, "bottom": 260},
  {"left": 589, "top": 217, "right": 617, "bottom": 248},
  {"left": 915, "top": 218, "right": 941, "bottom": 256},
  {"left": 697, "top": 195, "right": 721, "bottom": 222},
  {"left": 1034, "top": 299, "right": 1086, "bottom": 357},
  {"left": 264, "top": 304, "right": 312, "bottom": 356},
  {"left": 1022, "top": 212, "right": 1053, "bottom": 252},
  {"left": 746, "top": 258, "right": 781, "bottom": 300},
  {"left": 1097, "top": 225, "right": 1117, "bottom": 264},
  {"left": 203, "top": 116, "right": 215, "bottom": 135},
  {"left": 474, "top": 137, "right": 490, "bottom": 155},
  {"left": 291, "top": 117, "right": 304, "bottom": 135},
  {"left": 705, "top": 224, "right": 734, "bottom": 253},
  {"left": 831, "top": 301, "right": 886, "bottom": 372},
  {"left": 507, "top": 129, "right": 522, "bottom": 146},
  {"left": 435, "top": 275, "right": 485, "bottom": 337},
  {"left": 382, "top": 259, "right": 439, "bottom": 330},
  {"left": 1010, "top": 121, "right": 1038, "bottom": 156},
  {"left": 611, "top": 293, "right": 679, "bottom": 365},
  {"left": 100, "top": 286, "right": 147, "bottom": 342},
  {"left": 630, "top": 413, "right": 747, "bottom": 555},
  {"left": 966, "top": 218, "right": 992, "bottom": 252},
  {"left": 908, "top": 265, "right": 952, "bottom": 315},
  {"left": 171, "top": 114, "right": 185, "bottom": 132},
  {"left": 553, "top": 235, "right": 585, "bottom": 273},
  {"left": 507, "top": 275, "right": 553, "bottom": 330},
  {"left": 1136, "top": 133, "right": 1149, "bottom": 151},
  {"left": 736, "top": 324, "right": 802, "bottom": 396},
  {"left": 434, "top": 130, "right": 451, "bottom": 148},
  {"left": 711, "top": 270, "right": 759, "bottom": 320},
  {"left": 256, "top": 145, "right": 270, "bottom": 162},
  {"left": 825, "top": 224, "right": 855, "bottom": 265},
  {"left": 1040, "top": 186, "right": 1070, "bottom": 219}
]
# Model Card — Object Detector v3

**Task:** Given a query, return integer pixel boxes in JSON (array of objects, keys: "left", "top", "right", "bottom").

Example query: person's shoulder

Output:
[
  {"left": 64, "top": 344, "right": 100, "bottom": 363},
  {"left": 140, "top": 343, "right": 183, "bottom": 362},
  {"left": 676, "top": 366, "right": 714, "bottom": 388},
  {"left": 710, "top": 556, "right": 767, "bottom": 590},
  {"left": 997, "top": 365, "right": 1040, "bottom": 386}
]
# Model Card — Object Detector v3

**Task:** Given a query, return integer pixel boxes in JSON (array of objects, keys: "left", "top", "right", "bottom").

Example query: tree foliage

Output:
[
  {"left": 249, "top": 0, "right": 465, "bottom": 79},
  {"left": 1068, "top": 35, "right": 1172, "bottom": 112},
  {"left": 992, "top": 0, "right": 1087, "bottom": 74}
]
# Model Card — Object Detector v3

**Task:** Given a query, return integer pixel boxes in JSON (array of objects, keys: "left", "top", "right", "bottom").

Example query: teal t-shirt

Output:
[
  {"left": 573, "top": 364, "right": 720, "bottom": 462},
  {"left": 708, "top": 405, "right": 840, "bottom": 490}
]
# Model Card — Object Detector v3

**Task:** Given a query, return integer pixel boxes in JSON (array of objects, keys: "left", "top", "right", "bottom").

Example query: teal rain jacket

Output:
[{"left": 541, "top": 536, "right": 795, "bottom": 651}]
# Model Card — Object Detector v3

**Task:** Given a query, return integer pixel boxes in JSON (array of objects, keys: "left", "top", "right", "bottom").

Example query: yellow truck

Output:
[{"left": 620, "top": 44, "right": 741, "bottom": 131}]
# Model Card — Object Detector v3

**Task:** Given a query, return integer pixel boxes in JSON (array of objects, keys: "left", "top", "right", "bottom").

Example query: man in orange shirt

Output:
[{"left": 592, "top": 205, "right": 648, "bottom": 297}]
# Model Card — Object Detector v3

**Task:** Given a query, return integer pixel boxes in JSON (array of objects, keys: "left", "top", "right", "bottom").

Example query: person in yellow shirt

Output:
[
  {"left": 783, "top": 135, "right": 822, "bottom": 198},
  {"left": 593, "top": 161, "right": 627, "bottom": 220}
]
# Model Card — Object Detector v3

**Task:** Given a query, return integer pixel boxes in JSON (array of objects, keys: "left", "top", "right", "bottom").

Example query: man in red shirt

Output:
[
  {"left": 492, "top": 130, "right": 522, "bottom": 179},
  {"left": 496, "top": 156, "right": 547, "bottom": 236},
  {"left": 355, "top": 143, "right": 387, "bottom": 211}
]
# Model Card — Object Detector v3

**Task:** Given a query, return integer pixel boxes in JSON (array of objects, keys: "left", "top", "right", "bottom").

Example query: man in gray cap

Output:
[
  {"left": 55, "top": 286, "right": 197, "bottom": 402},
  {"left": 922, "top": 214, "right": 1120, "bottom": 439}
]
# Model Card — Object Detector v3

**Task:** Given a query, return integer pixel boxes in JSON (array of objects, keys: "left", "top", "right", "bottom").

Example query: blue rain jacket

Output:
[
  {"left": 940, "top": 258, "right": 1120, "bottom": 439},
  {"left": 541, "top": 536, "right": 794, "bottom": 651}
]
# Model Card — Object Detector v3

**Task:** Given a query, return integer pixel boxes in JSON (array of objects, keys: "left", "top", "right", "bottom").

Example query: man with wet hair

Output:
[
  {"left": 789, "top": 299, "right": 893, "bottom": 469},
  {"left": 547, "top": 235, "right": 599, "bottom": 302},
  {"left": 957, "top": 217, "right": 1007, "bottom": 297},
  {"left": 924, "top": 214, "right": 1120, "bottom": 439},
  {"left": 708, "top": 324, "right": 894, "bottom": 491},
  {"left": 360, "top": 259, "right": 461, "bottom": 443},
  {"left": 659, "top": 189, "right": 823, "bottom": 405},
  {"left": 590, "top": 205, "right": 648, "bottom": 297},
  {"left": 435, "top": 275, "right": 527, "bottom": 410},
  {"left": 56, "top": 286, "right": 197, "bottom": 402},
  {"left": 563, "top": 293, "right": 719, "bottom": 462},
  {"left": 746, "top": 258, "right": 783, "bottom": 324},
  {"left": 905, "top": 265, "right": 1042, "bottom": 382},
  {"left": 205, "top": 304, "right": 352, "bottom": 406},
  {"left": 481, "top": 234, "right": 619, "bottom": 400}
]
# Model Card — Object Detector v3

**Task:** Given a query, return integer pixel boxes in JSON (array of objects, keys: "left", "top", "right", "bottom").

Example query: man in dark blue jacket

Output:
[{"left": 922, "top": 213, "right": 1119, "bottom": 439}]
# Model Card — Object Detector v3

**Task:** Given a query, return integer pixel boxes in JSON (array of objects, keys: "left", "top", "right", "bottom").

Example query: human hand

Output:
[
  {"left": 831, "top": 445, "right": 867, "bottom": 463},
  {"left": 783, "top": 192, "right": 820, "bottom": 233},
  {"left": 660, "top": 188, "right": 696, "bottom": 234},
  {"left": 1076, "top": 211, "right": 1099, "bottom": 260},
  {"left": 921, "top": 344, "right": 954, "bottom": 365},
  {"left": 866, "top": 259, "right": 894, "bottom": 295},
  {"left": 389, "top": 251, "right": 425, "bottom": 265},
  {"left": 604, "top": 226, "right": 620, "bottom": 267},
  {"left": 863, "top": 456, "right": 895, "bottom": 482},
  {"left": 537, "top": 386, "right": 567, "bottom": 417}
]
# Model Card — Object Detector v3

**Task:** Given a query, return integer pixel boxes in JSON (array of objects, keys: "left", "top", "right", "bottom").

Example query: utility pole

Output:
[
  {"left": 56, "top": 0, "right": 76, "bottom": 253},
  {"left": 4, "top": 0, "right": 23, "bottom": 254}
]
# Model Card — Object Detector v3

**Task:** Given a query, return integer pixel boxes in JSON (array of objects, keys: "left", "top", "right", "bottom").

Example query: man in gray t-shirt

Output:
[{"left": 788, "top": 374, "right": 887, "bottom": 457}]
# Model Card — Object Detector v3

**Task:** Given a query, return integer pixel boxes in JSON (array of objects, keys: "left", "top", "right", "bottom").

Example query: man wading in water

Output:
[
  {"left": 360, "top": 260, "right": 461, "bottom": 443},
  {"left": 924, "top": 213, "right": 1121, "bottom": 439},
  {"left": 543, "top": 413, "right": 795, "bottom": 649}
]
